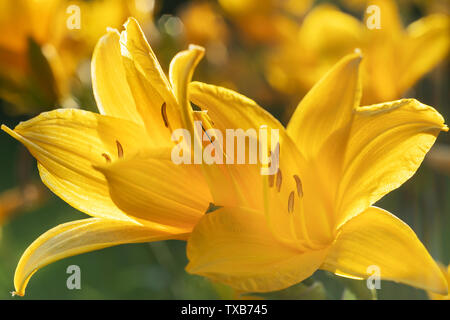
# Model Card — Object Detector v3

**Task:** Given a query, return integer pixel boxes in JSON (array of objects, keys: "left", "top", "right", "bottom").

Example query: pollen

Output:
[
  {"left": 116, "top": 140, "right": 124, "bottom": 158},
  {"left": 293, "top": 175, "right": 303, "bottom": 198},
  {"left": 161, "top": 102, "right": 169, "bottom": 128},
  {"left": 288, "top": 191, "right": 295, "bottom": 213},
  {"left": 276, "top": 169, "right": 282, "bottom": 192}
]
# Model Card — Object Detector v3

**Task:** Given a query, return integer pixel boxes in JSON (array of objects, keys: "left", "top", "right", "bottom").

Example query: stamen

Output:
[
  {"left": 201, "top": 124, "right": 213, "bottom": 143},
  {"left": 116, "top": 140, "right": 123, "bottom": 158},
  {"left": 293, "top": 175, "right": 303, "bottom": 198},
  {"left": 161, "top": 102, "right": 169, "bottom": 128},
  {"left": 276, "top": 169, "right": 282, "bottom": 192},
  {"left": 288, "top": 191, "right": 295, "bottom": 213},
  {"left": 101, "top": 153, "right": 111, "bottom": 163}
]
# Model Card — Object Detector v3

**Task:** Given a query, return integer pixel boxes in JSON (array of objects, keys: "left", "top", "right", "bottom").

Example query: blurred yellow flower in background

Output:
[
  {"left": 178, "top": 1, "right": 231, "bottom": 67},
  {"left": 186, "top": 53, "right": 448, "bottom": 295},
  {"left": 343, "top": 0, "right": 449, "bottom": 15},
  {"left": 266, "top": 0, "right": 449, "bottom": 105},
  {"left": 0, "top": 0, "right": 155, "bottom": 114},
  {"left": 179, "top": 1, "right": 230, "bottom": 46},
  {"left": 218, "top": 0, "right": 312, "bottom": 44}
]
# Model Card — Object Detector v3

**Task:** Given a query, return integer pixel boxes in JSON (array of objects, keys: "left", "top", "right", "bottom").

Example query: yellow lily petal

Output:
[
  {"left": 95, "top": 150, "right": 213, "bottom": 230},
  {"left": 188, "top": 81, "right": 283, "bottom": 209},
  {"left": 286, "top": 52, "right": 447, "bottom": 230},
  {"left": 169, "top": 45, "right": 205, "bottom": 135},
  {"left": 170, "top": 51, "right": 258, "bottom": 212},
  {"left": 91, "top": 29, "right": 143, "bottom": 125},
  {"left": 400, "top": 14, "right": 450, "bottom": 92},
  {"left": 286, "top": 53, "right": 362, "bottom": 234},
  {"left": 186, "top": 207, "right": 329, "bottom": 292},
  {"left": 321, "top": 206, "right": 448, "bottom": 295},
  {"left": 189, "top": 81, "right": 333, "bottom": 243},
  {"left": 428, "top": 264, "right": 450, "bottom": 300},
  {"left": 14, "top": 217, "right": 183, "bottom": 296},
  {"left": 1, "top": 109, "right": 150, "bottom": 222},
  {"left": 119, "top": 17, "right": 180, "bottom": 145},
  {"left": 189, "top": 81, "right": 284, "bottom": 131},
  {"left": 287, "top": 52, "right": 362, "bottom": 161},
  {"left": 335, "top": 99, "right": 448, "bottom": 228}
]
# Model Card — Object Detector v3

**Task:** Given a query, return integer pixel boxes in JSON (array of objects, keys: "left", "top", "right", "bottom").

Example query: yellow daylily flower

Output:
[
  {"left": 428, "top": 264, "right": 450, "bottom": 300},
  {"left": 218, "top": 0, "right": 311, "bottom": 44},
  {"left": 266, "top": 0, "right": 449, "bottom": 105},
  {"left": 186, "top": 52, "right": 449, "bottom": 295},
  {"left": 179, "top": 1, "right": 230, "bottom": 46},
  {"left": 0, "top": 0, "right": 154, "bottom": 114},
  {"left": 1, "top": 18, "right": 213, "bottom": 296}
]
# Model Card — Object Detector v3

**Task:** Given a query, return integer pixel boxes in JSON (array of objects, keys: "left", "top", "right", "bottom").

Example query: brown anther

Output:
[
  {"left": 293, "top": 175, "right": 303, "bottom": 198},
  {"left": 276, "top": 169, "right": 282, "bottom": 192},
  {"left": 161, "top": 102, "right": 169, "bottom": 128},
  {"left": 116, "top": 140, "right": 124, "bottom": 158},
  {"left": 101, "top": 153, "right": 111, "bottom": 163},
  {"left": 268, "top": 174, "right": 275, "bottom": 188},
  {"left": 288, "top": 191, "right": 295, "bottom": 213}
]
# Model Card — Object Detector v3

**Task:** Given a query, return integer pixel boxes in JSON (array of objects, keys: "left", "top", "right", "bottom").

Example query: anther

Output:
[
  {"left": 161, "top": 102, "right": 169, "bottom": 128},
  {"left": 268, "top": 174, "right": 275, "bottom": 188},
  {"left": 116, "top": 140, "right": 123, "bottom": 158},
  {"left": 101, "top": 153, "right": 111, "bottom": 163},
  {"left": 276, "top": 169, "right": 282, "bottom": 192},
  {"left": 293, "top": 175, "right": 303, "bottom": 198},
  {"left": 288, "top": 191, "right": 295, "bottom": 213}
]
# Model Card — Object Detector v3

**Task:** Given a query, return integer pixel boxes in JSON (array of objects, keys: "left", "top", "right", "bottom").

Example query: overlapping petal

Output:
[
  {"left": 14, "top": 217, "right": 184, "bottom": 297},
  {"left": 94, "top": 150, "right": 213, "bottom": 230},
  {"left": 286, "top": 53, "right": 448, "bottom": 230},
  {"left": 186, "top": 207, "right": 329, "bottom": 292},
  {"left": 189, "top": 81, "right": 284, "bottom": 209},
  {"left": 119, "top": 17, "right": 180, "bottom": 146},
  {"left": 169, "top": 45, "right": 205, "bottom": 134},
  {"left": 287, "top": 53, "right": 362, "bottom": 162},
  {"left": 335, "top": 99, "right": 448, "bottom": 227},
  {"left": 286, "top": 53, "right": 362, "bottom": 230},
  {"left": 321, "top": 206, "right": 448, "bottom": 294},
  {"left": 92, "top": 29, "right": 143, "bottom": 125},
  {"left": 1, "top": 109, "right": 149, "bottom": 222}
]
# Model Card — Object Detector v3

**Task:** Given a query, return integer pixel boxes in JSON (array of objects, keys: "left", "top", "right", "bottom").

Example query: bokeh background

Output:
[{"left": 0, "top": 0, "right": 448, "bottom": 299}]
